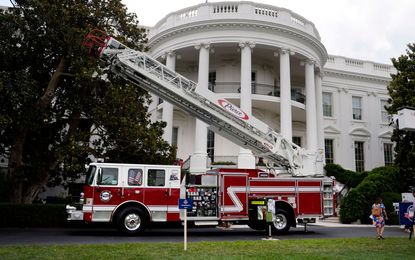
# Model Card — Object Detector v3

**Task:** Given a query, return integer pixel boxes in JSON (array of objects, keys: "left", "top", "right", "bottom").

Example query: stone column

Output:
[
  {"left": 162, "top": 51, "right": 176, "bottom": 144},
  {"left": 190, "top": 43, "right": 210, "bottom": 174},
  {"left": 239, "top": 42, "right": 255, "bottom": 114},
  {"left": 315, "top": 70, "right": 324, "bottom": 151},
  {"left": 305, "top": 60, "right": 318, "bottom": 151},
  {"left": 237, "top": 42, "right": 256, "bottom": 169},
  {"left": 278, "top": 49, "right": 293, "bottom": 142},
  {"left": 315, "top": 70, "right": 325, "bottom": 174}
]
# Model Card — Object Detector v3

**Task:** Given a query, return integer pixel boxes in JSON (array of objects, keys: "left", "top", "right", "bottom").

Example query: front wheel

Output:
[
  {"left": 116, "top": 207, "right": 147, "bottom": 235},
  {"left": 271, "top": 209, "right": 291, "bottom": 234}
]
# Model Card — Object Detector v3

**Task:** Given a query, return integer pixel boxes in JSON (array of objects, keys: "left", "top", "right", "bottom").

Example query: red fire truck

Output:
[
  {"left": 66, "top": 30, "right": 335, "bottom": 235},
  {"left": 67, "top": 163, "right": 334, "bottom": 234}
]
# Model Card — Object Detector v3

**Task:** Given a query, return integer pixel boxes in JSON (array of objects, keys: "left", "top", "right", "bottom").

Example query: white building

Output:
[{"left": 146, "top": 1, "right": 395, "bottom": 173}]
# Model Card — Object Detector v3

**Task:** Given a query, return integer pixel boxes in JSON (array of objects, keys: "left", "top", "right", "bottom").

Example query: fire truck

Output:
[{"left": 66, "top": 30, "right": 335, "bottom": 235}]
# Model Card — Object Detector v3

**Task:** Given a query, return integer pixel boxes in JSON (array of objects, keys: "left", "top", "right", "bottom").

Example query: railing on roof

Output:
[{"left": 149, "top": 1, "right": 320, "bottom": 40}]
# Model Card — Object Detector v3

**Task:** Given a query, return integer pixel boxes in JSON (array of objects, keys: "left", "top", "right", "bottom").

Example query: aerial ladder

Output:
[{"left": 83, "top": 30, "right": 324, "bottom": 177}]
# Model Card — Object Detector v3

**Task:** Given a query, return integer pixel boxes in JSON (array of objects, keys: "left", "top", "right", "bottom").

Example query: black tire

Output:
[
  {"left": 271, "top": 209, "right": 291, "bottom": 234},
  {"left": 116, "top": 207, "right": 147, "bottom": 235}
]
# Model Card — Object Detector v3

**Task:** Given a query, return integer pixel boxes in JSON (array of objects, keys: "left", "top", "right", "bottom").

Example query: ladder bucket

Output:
[{"left": 82, "top": 29, "right": 110, "bottom": 58}]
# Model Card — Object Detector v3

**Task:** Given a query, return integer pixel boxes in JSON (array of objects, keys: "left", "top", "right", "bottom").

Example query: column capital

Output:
[
  {"left": 165, "top": 50, "right": 176, "bottom": 59},
  {"left": 161, "top": 50, "right": 181, "bottom": 60},
  {"left": 161, "top": 50, "right": 174, "bottom": 60},
  {"left": 315, "top": 70, "right": 325, "bottom": 79},
  {"left": 278, "top": 48, "right": 295, "bottom": 56},
  {"left": 300, "top": 59, "right": 316, "bottom": 66},
  {"left": 239, "top": 41, "right": 256, "bottom": 49},
  {"left": 194, "top": 43, "right": 210, "bottom": 50}
]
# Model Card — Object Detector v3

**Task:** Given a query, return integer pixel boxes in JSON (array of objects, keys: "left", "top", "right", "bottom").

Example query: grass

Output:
[{"left": 0, "top": 237, "right": 414, "bottom": 259}]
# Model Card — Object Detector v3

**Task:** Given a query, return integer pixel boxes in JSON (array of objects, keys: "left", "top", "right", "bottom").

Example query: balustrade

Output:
[
  {"left": 149, "top": 1, "right": 320, "bottom": 40},
  {"left": 207, "top": 82, "right": 305, "bottom": 104}
]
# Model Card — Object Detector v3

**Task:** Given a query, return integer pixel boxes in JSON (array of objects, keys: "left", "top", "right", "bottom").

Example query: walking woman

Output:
[{"left": 371, "top": 197, "right": 388, "bottom": 240}]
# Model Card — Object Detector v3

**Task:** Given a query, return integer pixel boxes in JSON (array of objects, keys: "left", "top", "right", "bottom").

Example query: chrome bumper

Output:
[{"left": 66, "top": 205, "right": 84, "bottom": 221}]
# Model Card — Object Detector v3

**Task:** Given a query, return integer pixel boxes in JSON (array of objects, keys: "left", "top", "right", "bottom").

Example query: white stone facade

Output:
[{"left": 147, "top": 1, "right": 395, "bottom": 173}]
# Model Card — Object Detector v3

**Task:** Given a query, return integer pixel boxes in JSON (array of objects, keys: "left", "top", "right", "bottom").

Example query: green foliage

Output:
[
  {"left": 387, "top": 43, "right": 415, "bottom": 112},
  {"left": 386, "top": 43, "right": 415, "bottom": 191},
  {"left": 338, "top": 189, "right": 367, "bottom": 224},
  {"left": 211, "top": 161, "right": 237, "bottom": 165},
  {"left": 380, "top": 191, "right": 402, "bottom": 225},
  {"left": 325, "top": 164, "right": 367, "bottom": 188},
  {"left": 339, "top": 43, "right": 415, "bottom": 223},
  {"left": 0, "top": 203, "right": 67, "bottom": 228},
  {"left": 340, "top": 166, "right": 400, "bottom": 223},
  {"left": 0, "top": 1, "right": 174, "bottom": 202},
  {"left": 90, "top": 83, "right": 176, "bottom": 165}
]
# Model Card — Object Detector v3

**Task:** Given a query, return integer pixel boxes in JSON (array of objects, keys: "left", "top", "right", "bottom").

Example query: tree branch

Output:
[{"left": 36, "top": 57, "right": 65, "bottom": 110}]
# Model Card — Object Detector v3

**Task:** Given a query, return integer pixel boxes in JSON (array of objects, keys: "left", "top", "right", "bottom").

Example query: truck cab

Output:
[{"left": 67, "top": 163, "right": 181, "bottom": 234}]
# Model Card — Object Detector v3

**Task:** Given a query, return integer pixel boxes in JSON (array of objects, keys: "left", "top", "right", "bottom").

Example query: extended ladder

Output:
[{"left": 83, "top": 31, "right": 323, "bottom": 176}]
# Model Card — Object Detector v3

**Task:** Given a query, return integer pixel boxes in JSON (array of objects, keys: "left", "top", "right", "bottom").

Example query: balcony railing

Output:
[{"left": 208, "top": 82, "right": 305, "bottom": 104}]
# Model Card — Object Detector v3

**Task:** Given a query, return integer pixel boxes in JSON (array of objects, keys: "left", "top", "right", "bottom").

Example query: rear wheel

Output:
[
  {"left": 271, "top": 209, "right": 291, "bottom": 234},
  {"left": 116, "top": 207, "right": 147, "bottom": 235}
]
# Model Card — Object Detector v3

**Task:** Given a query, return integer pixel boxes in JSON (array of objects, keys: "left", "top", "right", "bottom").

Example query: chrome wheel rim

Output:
[
  {"left": 273, "top": 213, "right": 287, "bottom": 230},
  {"left": 124, "top": 213, "right": 141, "bottom": 231}
]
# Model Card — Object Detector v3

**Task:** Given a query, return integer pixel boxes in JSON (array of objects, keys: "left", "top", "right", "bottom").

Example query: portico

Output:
[{"left": 149, "top": 1, "right": 328, "bottom": 172}]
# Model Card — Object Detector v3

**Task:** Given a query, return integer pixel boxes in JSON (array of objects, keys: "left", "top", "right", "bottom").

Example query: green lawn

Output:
[{"left": 0, "top": 237, "right": 414, "bottom": 259}]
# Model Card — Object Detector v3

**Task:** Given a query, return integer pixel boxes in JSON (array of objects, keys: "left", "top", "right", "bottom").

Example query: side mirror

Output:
[{"left": 96, "top": 168, "right": 102, "bottom": 186}]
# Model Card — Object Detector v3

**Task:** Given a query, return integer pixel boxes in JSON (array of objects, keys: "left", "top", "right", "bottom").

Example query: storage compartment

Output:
[
  {"left": 323, "top": 182, "right": 334, "bottom": 216},
  {"left": 186, "top": 186, "right": 218, "bottom": 217}
]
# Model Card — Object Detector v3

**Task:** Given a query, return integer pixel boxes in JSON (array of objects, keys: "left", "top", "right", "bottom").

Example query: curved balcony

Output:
[
  {"left": 149, "top": 1, "right": 320, "bottom": 41},
  {"left": 208, "top": 82, "right": 305, "bottom": 104}
]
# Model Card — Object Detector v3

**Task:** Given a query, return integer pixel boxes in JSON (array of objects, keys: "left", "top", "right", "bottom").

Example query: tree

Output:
[
  {"left": 386, "top": 43, "right": 415, "bottom": 191},
  {"left": 0, "top": 0, "right": 175, "bottom": 203}
]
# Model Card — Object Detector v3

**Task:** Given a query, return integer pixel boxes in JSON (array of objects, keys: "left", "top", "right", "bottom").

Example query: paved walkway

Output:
[
  {"left": 314, "top": 218, "right": 372, "bottom": 227},
  {"left": 313, "top": 217, "right": 402, "bottom": 228}
]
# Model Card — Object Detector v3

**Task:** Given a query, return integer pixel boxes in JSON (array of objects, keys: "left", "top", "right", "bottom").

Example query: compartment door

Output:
[{"left": 220, "top": 174, "right": 248, "bottom": 218}]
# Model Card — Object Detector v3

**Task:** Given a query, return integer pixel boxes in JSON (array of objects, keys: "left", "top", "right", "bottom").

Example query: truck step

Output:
[{"left": 194, "top": 221, "right": 219, "bottom": 226}]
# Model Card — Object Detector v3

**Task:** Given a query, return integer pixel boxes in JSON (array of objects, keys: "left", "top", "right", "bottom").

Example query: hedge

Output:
[
  {"left": 339, "top": 166, "right": 401, "bottom": 224},
  {"left": 0, "top": 203, "right": 68, "bottom": 228},
  {"left": 325, "top": 163, "right": 367, "bottom": 188}
]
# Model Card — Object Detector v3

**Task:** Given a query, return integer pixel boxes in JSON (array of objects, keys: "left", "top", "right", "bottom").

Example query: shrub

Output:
[
  {"left": 339, "top": 189, "right": 367, "bottom": 223},
  {"left": 339, "top": 166, "right": 400, "bottom": 224},
  {"left": 211, "top": 161, "right": 236, "bottom": 165},
  {"left": 380, "top": 191, "right": 402, "bottom": 225},
  {"left": 325, "top": 164, "right": 367, "bottom": 188},
  {"left": 0, "top": 203, "right": 68, "bottom": 228}
]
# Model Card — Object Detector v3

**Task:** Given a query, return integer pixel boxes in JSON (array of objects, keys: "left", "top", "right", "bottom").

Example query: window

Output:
[
  {"left": 352, "top": 96, "right": 362, "bottom": 120},
  {"left": 251, "top": 71, "right": 257, "bottom": 94},
  {"left": 323, "top": 92, "right": 333, "bottom": 117},
  {"left": 172, "top": 127, "right": 178, "bottom": 147},
  {"left": 354, "top": 141, "right": 365, "bottom": 172},
  {"left": 128, "top": 168, "right": 143, "bottom": 186},
  {"left": 147, "top": 169, "right": 165, "bottom": 187},
  {"left": 98, "top": 168, "right": 119, "bottom": 185},
  {"left": 383, "top": 143, "right": 394, "bottom": 166},
  {"left": 207, "top": 129, "right": 215, "bottom": 163},
  {"left": 381, "top": 100, "right": 389, "bottom": 123},
  {"left": 324, "top": 139, "right": 334, "bottom": 164},
  {"left": 292, "top": 137, "right": 302, "bottom": 147},
  {"left": 208, "top": 71, "right": 216, "bottom": 91}
]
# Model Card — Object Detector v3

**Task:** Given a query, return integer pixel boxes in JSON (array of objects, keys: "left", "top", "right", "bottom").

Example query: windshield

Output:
[{"left": 85, "top": 165, "right": 97, "bottom": 185}]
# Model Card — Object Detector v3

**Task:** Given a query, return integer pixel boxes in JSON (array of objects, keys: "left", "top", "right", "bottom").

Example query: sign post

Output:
[
  {"left": 262, "top": 199, "right": 279, "bottom": 241},
  {"left": 179, "top": 198, "right": 193, "bottom": 251}
]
